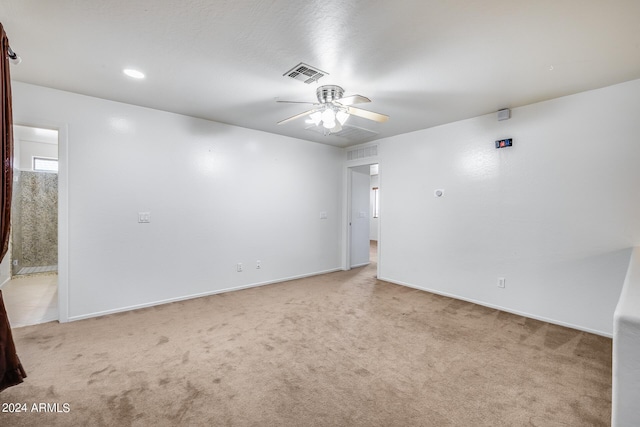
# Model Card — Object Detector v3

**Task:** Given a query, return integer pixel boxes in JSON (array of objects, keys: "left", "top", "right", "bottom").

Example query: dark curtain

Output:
[{"left": 0, "top": 22, "right": 26, "bottom": 392}]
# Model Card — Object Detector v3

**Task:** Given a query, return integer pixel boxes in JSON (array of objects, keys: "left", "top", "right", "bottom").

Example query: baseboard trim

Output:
[
  {"left": 378, "top": 276, "right": 612, "bottom": 338},
  {"left": 350, "top": 261, "right": 370, "bottom": 269},
  {"left": 67, "top": 267, "right": 343, "bottom": 322}
]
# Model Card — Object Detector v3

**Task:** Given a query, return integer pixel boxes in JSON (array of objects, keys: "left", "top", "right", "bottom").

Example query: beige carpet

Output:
[{"left": 0, "top": 257, "right": 611, "bottom": 426}]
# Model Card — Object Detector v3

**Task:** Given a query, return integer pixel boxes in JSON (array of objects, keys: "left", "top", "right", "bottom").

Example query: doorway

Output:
[
  {"left": 347, "top": 163, "right": 379, "bottom": 270},
  {"left": 1, "top": 125, "right": 59, "bottom": 327}
]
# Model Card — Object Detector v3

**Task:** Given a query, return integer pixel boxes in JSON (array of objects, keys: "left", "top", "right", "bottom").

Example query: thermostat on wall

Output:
[
  {"left": 495, "top": 138, "right": 513, "bottom": 149},
  {"left": 497, "top": 108, "right": 511, "bottom": 121}
]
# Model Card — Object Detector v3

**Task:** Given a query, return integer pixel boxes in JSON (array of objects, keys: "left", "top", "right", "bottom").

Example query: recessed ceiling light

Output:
[{"left": 123, "top": 68, "right": 145, "bottom": 79}]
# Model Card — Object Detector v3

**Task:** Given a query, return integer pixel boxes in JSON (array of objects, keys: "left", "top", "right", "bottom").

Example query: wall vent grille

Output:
[
  {"left": 333, "top": 125, "right": 378, "bottom": 140},
  {"left": 306, "top": 125, "right": 379, "bottom": 143},
  {"left": 347, "top": 144, "right": 378, "bottom": 161},
  {"left": 283, "top": 62, "right": 328, "bottom": 84}
]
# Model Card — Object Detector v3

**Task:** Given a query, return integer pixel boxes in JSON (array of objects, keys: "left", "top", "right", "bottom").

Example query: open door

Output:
[
  {"left": 0, "top": 125, "right": 60, "bottom": 327},
  {"left": 349, "top": 166, "right": 371, "bottom": 268}
]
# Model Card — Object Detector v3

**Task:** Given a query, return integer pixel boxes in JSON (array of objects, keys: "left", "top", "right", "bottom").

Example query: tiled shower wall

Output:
[{"left": 11, "top": 170, "right": 58, "bottom": 274}]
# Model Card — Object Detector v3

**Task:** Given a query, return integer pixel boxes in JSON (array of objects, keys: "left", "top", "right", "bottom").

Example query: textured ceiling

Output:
[{"left": 2, "top": 0, "right": 640, "bottom": 147}]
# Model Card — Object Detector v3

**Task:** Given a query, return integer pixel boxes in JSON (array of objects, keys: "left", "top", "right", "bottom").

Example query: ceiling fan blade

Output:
[
  {"left": 277, "top": 108, "right": 321, "bottom": 125},
  {"left": 336, "top": 95, "right": 371, "bottom": 106},
  {"left": 346, "top": 106, "right": 389, "bottom": 123},
  {"left": 276, "top": 100, "right": 319, "bottom": 105}
]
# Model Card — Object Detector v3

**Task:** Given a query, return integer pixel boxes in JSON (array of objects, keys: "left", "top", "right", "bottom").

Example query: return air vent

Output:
[
  {"left": 347, "top": 144, "right": 379, "bottom": 161},
  {"left": 306, "top": 124, "right": 379, "bottom": 142},
  {"left": 283, "top": 62, "right": 328, "bottom": 84},
  {"left": 334, "top": 125, "right": 378, "bottom": 140}
]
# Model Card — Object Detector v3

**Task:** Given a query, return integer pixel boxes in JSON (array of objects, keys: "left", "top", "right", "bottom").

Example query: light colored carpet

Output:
[{"left": 0, "top": 256, "right": 611, "bottom": 426}]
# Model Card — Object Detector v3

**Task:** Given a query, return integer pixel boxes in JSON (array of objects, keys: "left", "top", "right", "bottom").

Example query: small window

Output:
[
  {"left": 33, "top": 157, "right": 58, "bottom": 173},
  {"left": 372, "top": 187, "right": 379, "bottom": 218}
]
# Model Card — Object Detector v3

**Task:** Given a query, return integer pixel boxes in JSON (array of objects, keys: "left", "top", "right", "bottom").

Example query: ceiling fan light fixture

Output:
[
  {"left": 321, "top": 108, "right": 336, "bottom": 129},
  {"left": 306, "top": 111, "right": 323, "bottom": 126},
  {"left": 323, "top": 121, "right": 335, "bottom": 130},
  {"left": 316, "top": 85, "right": 344, "bottom": 104},
  {"left": 276, "top": 84, "right": 387, "bottom": 132},
  {"left": 322, "top": 118, "right": 336, "bottom": 129},
  {"left": 336, "top": 109, "right": 349, "bottom": 125},
  {"left": 321, "top": 108, "right": 335, "bottom": 123},
  {"left": 330, "top": 122, "right": 343, "bottom": 133}
]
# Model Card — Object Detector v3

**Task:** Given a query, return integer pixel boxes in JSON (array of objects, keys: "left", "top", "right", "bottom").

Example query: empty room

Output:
[{"left": 1, "top": 1, "right": 639, "bottom": 426}]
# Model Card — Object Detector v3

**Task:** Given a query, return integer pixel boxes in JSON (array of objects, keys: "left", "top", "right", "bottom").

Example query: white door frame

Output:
[
  {"left": 342, "top": 160, "right": 380, "bottom": 277},
  {"left": 14, "top": 121, "right": 69, "bottom": 323}
]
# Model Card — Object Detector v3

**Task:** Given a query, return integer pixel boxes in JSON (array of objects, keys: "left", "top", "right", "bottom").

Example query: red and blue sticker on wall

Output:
[{"left": 495, "top": 138, "right": 513, "bottom": 149}]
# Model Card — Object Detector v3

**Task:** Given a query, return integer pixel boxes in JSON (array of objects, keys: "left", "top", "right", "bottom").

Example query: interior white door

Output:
[{"left": 350, "top": 166, "right": 371, "bottom": 268}]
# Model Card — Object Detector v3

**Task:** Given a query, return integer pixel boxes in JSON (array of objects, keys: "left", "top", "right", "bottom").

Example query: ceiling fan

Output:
[{"left": 277, "top": 85, "right": 389, "bottom": 134}]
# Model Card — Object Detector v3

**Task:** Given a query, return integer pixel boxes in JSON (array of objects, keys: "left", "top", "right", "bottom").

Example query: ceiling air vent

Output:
[
  {"left": 347, "top": 144, "right": 379, "bottom": 161},
  {"left": 283, "top": 62, "right": 328, "bottom": 84},
  {"left": 306, "top": 124, "right": 379, "bottom": 142},
  {"left": 334, "top": 125, "right": 378, "bottom": 141}
]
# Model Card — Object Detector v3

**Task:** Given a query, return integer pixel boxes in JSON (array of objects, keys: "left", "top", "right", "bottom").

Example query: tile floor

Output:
[
  {"left": 1, "top": 273, "right": 58, "bottom": 328},
  {"left": 17, "top": 265, "right": 58, "bottom": 275}
]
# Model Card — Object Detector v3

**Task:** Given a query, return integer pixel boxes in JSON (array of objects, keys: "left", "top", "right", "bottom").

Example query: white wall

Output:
[
  {"left": 11, "top": 79, "right": 640, "bottom": 334},
  {"left": 378, "top": 79, "right": 640, "bottom": 336},
  {"left": 11, "top": 82, "right": 343, "bottom": 321},
  {"left": 613, "top": 246, "right": 640, "bottom": 426},
  {"left": 18, "top": 140, "right": 58, "bottom": 171}
]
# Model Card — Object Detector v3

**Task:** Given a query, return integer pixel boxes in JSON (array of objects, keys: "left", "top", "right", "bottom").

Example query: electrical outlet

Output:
[
  {"left": 138, "top": 212, "right": 151, "bottom": 223},
  {"left": 237, "top": 263, "right": 243, "bottom": 272},
  {"left": 498, "top": 277, "right": 506, "bottom": 288},
  {"left": 256, "top": 260, "right": 261, "bottom": 269}
]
